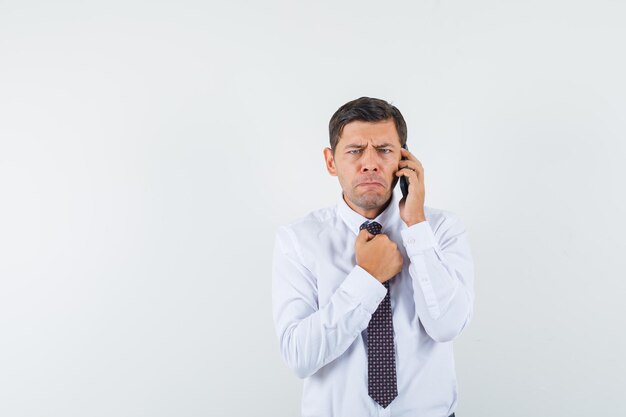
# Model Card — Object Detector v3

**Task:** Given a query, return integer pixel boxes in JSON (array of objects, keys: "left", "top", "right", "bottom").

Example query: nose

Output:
[{"left": 360, "top": 147, "right": 380, "bottom": 172}]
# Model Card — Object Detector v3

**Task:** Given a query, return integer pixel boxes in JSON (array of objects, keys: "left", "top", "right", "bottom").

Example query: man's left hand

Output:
[{"left": 396, "top": 147, "right": 426, "bottom": 227}]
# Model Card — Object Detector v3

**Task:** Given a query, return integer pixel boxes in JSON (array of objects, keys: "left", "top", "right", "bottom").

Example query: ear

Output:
[{"left": 323, "top": 147, "right": 337, "bottom": 176}]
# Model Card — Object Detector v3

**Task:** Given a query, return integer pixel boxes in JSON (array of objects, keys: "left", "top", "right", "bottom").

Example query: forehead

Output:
[{"left": 338, "top": 119, "right": 400, "bottom": 147}]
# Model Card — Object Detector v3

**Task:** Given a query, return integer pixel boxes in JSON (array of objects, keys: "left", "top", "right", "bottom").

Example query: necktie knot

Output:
[{"left": 360, "top": 220, "right": 382, "bottom": 235}]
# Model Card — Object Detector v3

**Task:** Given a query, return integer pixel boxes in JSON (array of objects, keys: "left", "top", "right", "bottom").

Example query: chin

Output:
[{"left": 353, "top": 189, "right": 390, "bottom": 209}]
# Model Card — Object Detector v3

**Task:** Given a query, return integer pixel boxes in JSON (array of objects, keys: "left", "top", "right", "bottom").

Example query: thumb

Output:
[{"left": 356, "top": 228, "right": 373, "bottom": 247}]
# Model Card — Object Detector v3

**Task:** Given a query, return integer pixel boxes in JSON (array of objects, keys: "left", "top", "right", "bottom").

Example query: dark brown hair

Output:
[{"left": 328, "top": 97, "right": 407, "bottom": 154}]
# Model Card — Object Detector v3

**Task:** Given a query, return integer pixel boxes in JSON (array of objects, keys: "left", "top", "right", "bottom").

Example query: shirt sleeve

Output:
[
  {"left": 272, "top": 225, "right": 387, "bottom": 379},
  {"left": 400, "top": 213, "right": 475, "bottom": 343}
]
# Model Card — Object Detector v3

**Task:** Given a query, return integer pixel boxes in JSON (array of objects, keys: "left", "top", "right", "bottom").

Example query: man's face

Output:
[{"left": 323, "top": 119, "right": 402, "bottom": 213}]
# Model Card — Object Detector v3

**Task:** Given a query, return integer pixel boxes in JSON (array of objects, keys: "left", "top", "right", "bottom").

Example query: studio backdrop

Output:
[{"left": 1, "top": 1, "right": 625, "bottom": 416}]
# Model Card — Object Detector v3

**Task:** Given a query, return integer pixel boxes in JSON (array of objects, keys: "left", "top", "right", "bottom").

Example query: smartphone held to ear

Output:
[{"left": 399, "top": 144, "right": 409, "bottom": 199}]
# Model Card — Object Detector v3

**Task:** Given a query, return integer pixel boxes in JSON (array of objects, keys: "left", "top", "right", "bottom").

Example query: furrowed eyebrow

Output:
[{"left": 344, "top": 142, "right": 395, "bottom": 149}]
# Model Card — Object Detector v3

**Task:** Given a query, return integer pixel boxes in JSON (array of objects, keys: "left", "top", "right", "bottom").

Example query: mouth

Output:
[{"left": 358, "top": 182, "right": 384, "bottom": 188}]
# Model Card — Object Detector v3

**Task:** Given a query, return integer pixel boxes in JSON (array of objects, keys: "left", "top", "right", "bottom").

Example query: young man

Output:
[{"left": 272, "top": 97, "right": 474, "bottom": 417}]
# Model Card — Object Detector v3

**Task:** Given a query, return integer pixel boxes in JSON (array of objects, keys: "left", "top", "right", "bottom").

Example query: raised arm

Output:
[
  {"left": 271, "top": 226, "right": 387, "bottom": 379},
  {"left": 400, "top": 214, "right": 475, "bottom": 342}
]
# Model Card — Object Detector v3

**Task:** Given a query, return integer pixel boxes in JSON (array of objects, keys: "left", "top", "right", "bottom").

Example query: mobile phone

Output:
[{"left": 400, "top": 143, "right": 409, "bottom": 199}]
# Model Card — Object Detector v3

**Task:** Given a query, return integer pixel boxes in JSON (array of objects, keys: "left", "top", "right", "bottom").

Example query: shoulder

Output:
[{"left": 274, "top": 204, "right": 338, "bottom": 251}]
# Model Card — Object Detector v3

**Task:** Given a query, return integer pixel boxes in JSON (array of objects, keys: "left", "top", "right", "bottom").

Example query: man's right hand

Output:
[{"left": 355, "top": 228, "right": 404, "bottom": 283}]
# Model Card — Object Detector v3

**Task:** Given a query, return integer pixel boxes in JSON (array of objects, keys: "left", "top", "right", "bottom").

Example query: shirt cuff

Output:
[
  {"left": 340, "top": 265, "right": 388, "bottom": 313},
  {"left": 401, "top": 220, "right": 436, "bottom": 256}
]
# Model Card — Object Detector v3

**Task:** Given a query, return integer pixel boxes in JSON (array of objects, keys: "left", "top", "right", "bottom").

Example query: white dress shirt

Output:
[{"left": 272, "top": 187, "right": 475, "bottom": 417}]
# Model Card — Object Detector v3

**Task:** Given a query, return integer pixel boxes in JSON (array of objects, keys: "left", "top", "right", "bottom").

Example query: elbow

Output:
[
  {"left": 424, "top": 291, "right": 473, "bottom": 343},
  {"left": 281, "top": 351, "right": 316, "bottom": 379},
  {"left": 279, "top": 328, "right": 316, "bottom": 379},
  {"left": 428, "top": 327, "right": 461, "bottom": 343},
  {"left": 424, "top": 313, "right": 472, "bottom": 343},
  {"left": 292, "top": 364, "right": 314, "bottom": 379}
]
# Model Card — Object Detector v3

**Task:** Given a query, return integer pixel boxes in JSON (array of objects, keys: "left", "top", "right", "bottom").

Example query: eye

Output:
[
  {"left": 348, "top": 150, "right": 361, "bottom": 154},
  {"left": 379, "top": 149, "right": 391, "bottom": 153}
]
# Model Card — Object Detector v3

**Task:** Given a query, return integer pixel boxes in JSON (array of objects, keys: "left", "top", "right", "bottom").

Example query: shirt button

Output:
[{"left": 407, "top": 238, "right": 415, "bottom": 244}]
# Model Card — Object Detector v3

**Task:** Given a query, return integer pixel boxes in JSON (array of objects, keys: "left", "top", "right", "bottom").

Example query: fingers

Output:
[
  {"left": 397, "top": 160, "right": 423, "bottom": 185},
  {"left": 399, "top": 147, "right": 419, "bottom": 163},
  {"left": 397, "top": 160, "right": 423, "bottom": 175},
  {"left": 399, "top": 148, "right": 423, "bottom": 172},
  {"left": 395, "top": 166, "right": 421, "bottom": 184},
  {"left": 398, "top": 149, "right": 423, "bottom": 173}
]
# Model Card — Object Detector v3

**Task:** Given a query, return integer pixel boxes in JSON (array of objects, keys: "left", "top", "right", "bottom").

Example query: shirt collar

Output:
[{"left": 337, "top": 187, "right": 403, "bottom": 236}]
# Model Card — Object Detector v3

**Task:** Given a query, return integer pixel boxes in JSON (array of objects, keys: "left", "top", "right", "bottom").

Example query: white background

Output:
[{"left": 1, "top": 1, "right": 625, "bottom": 416}]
